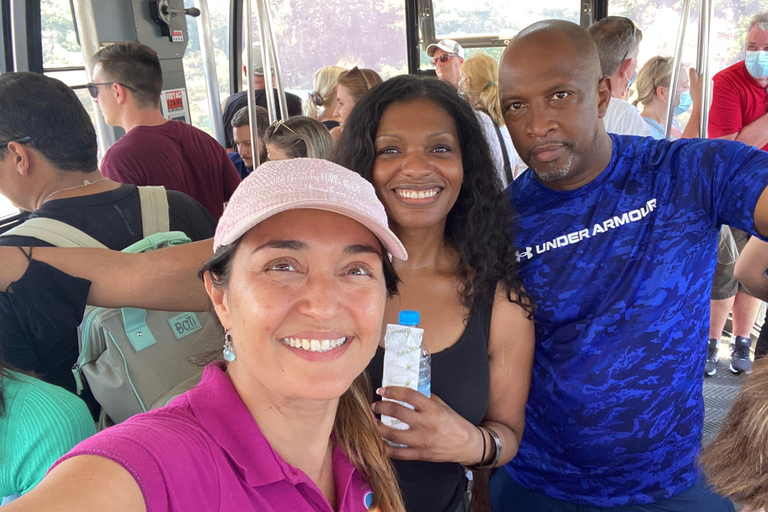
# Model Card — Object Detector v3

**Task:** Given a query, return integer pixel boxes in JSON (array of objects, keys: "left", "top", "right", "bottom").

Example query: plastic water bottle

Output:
[{"left": 398, "top": 310, "right": 431, "bottom": 397}]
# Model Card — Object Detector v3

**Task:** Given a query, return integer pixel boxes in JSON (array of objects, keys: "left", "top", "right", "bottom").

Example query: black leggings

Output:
[{"left": 757, "top": 308, "right": 768, "bottom": 360}]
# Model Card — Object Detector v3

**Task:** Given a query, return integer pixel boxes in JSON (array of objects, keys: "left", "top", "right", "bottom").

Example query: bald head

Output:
[
  {"left": 504, "top": 20, "right": 603, "bottom": 85},
  {"left": 497, "top": 20, "right": 613, "bottom": 190}
]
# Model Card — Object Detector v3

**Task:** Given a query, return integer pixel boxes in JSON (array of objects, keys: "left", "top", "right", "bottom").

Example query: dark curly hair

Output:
[{"left": 333, "top": 75, "right": 532, "bottom": 316}]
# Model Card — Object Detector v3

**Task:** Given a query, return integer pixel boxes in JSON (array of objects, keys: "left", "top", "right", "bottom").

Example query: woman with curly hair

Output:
[{"left": 334, "top": 75, "right": 535, "bottom": 512}]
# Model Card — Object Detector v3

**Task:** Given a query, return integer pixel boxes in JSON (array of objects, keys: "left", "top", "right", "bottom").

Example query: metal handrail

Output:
[
  {"left": 71, "top": 0, "right": 115, "bottom": 158},
  {"left": 196, "top": 0, "right": 226, "bottom": 147},
  {"left": 244, "top": 0, "right": 288, "bottom": 125},
  {"left": 697, "top": 0, "right": 713, "bottom": 137},
  {"left": 243, "top": 0, "right": 261, "bottom": 167},
  {"left": 664, "top": 0, "right": 691, "bottom": 139},
  {"left": 260, "top": 0, "right": 288, "bottom": 121}
]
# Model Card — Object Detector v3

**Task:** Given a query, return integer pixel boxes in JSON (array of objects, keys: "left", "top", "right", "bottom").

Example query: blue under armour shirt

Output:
[{"left": 505, "top": 134, "right": 768, "bottom": 506}]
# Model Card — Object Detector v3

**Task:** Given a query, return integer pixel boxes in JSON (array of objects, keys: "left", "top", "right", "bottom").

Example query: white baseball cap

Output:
[{"left": 427, "top": 39, "right": 465, "bottom": 59}]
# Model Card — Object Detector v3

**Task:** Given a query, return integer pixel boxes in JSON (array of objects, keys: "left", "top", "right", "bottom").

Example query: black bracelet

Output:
[
  {"left": 463, "top": 425, "right": 502, "bottom": 471},
  {"left": 463, "top": 426, "right": 488, "bottom": 470}
]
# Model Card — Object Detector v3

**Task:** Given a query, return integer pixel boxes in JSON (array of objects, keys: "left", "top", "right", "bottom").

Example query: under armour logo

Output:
[{"left": 516, "top": 247, "right": 533, "bottom": 262}]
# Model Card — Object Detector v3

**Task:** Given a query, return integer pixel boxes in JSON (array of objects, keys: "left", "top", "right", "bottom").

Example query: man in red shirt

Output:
[
  {"left": 706, "top": 13, "right": 768, "bottom": 377},
  {"left": 91, "top": 42, "right": 241, "bottom": 220}
]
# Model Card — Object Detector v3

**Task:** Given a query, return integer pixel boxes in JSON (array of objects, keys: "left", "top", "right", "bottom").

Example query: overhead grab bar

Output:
[
  {"left": 697, "top": 0, "right": 713, "bottom": 138},
  {"left": 196, "top": 0, "right": 226, "bottom": 147},
  {"left": 71, "top": 0, "right": 116, "bottom": 159},
  {"left": 664, "top": 0, "right": 692, "bottom": 139}
]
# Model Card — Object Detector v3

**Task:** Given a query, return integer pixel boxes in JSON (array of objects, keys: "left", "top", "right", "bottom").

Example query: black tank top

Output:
[{"left": 366, "top": 298, "right": 493, "bottom": 512}]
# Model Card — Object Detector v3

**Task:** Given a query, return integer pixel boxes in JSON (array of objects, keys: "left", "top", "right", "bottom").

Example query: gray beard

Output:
[{"left": 531, "top": 153, "right": 574, "bottom": 182}]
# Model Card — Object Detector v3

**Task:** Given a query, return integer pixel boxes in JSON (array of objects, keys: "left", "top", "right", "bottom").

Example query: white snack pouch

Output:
[{"left": 381, "top": 322, "right": 424, "bottom": 430}]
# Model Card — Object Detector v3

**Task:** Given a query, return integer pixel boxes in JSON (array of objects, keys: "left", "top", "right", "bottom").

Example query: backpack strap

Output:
[
  {"left": 138, "top": 186, "right": 170, "bottom": 237},
  {"left": 0, "top": 217, "right": 107, "bottom": 248},
  {"left": 491, "top": 121, "right": 513, "bottom": 186}
]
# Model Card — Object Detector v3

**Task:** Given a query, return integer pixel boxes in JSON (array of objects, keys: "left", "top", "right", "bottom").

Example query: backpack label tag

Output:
[{"left": 168, "top": 313, "right": 202, "bottom": 340}]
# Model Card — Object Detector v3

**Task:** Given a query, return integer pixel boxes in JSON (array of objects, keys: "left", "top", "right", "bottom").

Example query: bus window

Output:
[
  {"left": 40, "top": 0, "right": 96, "bottom": 128},
  {"left": 420, "top": 1, "right": 579, "bottom": 70},
  {"left": 182, "top": 0, "right": 231, "bottom": 135},
  {"left": 609, "top": 1, "right": 756, "bottom": 126},
  {"left": 244, "top": 0, "right": 407, "bottom": 91},
  {"left": 0, "top": 195, "right": 18, "bottom": 219}
]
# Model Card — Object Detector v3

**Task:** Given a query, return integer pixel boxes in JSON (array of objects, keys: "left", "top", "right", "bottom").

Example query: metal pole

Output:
[
  {"left": 71, "top": 0, "right": 115, "bottom": 158},
  {"left": 665, "top": 0, "right": 692, "bottom": 139},
  {"left": 697, "top": 0, "right": 713, "bottom": 138},
  {"left": 260, "top": 0, "right": 288, "bottom": 121},
  {"left": 244, "top": 0, "right": 261, "bottom": 167},
  {"left": 196, "top": 0, "right": 226, "bottom": 147},
  {"left": 252, "top": 0, "right": 277, "bottom": 123}
]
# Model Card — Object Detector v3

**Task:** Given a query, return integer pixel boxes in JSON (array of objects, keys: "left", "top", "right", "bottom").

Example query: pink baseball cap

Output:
[{"left": 213, "top": 158, "right": 407, "bottom": 260}]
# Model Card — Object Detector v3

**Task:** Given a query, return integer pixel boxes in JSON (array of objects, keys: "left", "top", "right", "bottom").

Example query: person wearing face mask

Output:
[
  {"left": 709, "top": 13, "right": 768, "bottom": 150},
  {"left": 706, "top": 13, "right": 768, "bottom": 381},
  {"left": 587, "top": 16, "right": 653, "bottom": 137},
  {"left": 634, "top": 56, "right": 703, "bottom": 140}
]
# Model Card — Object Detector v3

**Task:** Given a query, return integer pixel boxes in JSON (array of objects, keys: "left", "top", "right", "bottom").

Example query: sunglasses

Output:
[
  {"left": 0, "top": 136, "right": 31, "bottom": 150},
  {"left": 431, "top": 53, "right": 458, "bottom": 66},
  {"left": 351, "top": 66, "right": 370, "bottom": 91},
  {"left": 86, "top": 82, "right": 137, "bottom": 99},
  {"left": 266, "top": 120, "right": 304, "bottom": 142}
]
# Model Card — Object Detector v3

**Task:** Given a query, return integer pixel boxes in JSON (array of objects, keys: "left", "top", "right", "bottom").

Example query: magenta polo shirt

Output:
[{"left": 53, "top": 362, "right": 376, "bottom": 512}]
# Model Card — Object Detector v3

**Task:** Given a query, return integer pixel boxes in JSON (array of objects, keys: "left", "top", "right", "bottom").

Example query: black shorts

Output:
[{"left": 711, "top": 227, "right": 751, "bottom": 300}]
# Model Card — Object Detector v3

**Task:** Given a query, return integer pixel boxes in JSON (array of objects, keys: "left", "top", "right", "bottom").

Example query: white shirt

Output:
[
  {"left": 474, "top": 110, "right": 522, "bottom": 187},
  {"left": 603, "top": 97, "right": 652, "bottom": 137}
]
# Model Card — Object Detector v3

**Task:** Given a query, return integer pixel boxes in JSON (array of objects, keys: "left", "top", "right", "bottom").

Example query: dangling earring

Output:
[{"left": 223, "top": 330, "right": 236, "bottom": 362}]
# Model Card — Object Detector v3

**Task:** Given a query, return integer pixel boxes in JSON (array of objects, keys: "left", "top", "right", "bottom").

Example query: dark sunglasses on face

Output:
[
  {"left": 431, "top": 53, "right": 458, "bottom": 66},
  {"left": 86, "top": 82, "right": 137, "bottom": 99},
  {"left": 0, "top": 136, "right": 32, "bottom": 150}
]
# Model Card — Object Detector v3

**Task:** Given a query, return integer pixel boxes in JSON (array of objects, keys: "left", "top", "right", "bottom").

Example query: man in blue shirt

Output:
[{"left": 490, "top": 20, "right": 768, "bottom": 511}]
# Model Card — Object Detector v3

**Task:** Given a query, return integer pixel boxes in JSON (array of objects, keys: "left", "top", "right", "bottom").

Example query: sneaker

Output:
[
  {"left": 730, "top": 336, "right": 753, "bottom": 374},
  {"left": 705, "top": 338, "right": 718, "bottom": 376}
]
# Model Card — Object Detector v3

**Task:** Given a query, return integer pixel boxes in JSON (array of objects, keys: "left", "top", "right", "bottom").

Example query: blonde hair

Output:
[
  {"left": 337, "top": 67, "right": 383, "bottom": 103},
  {"left": 263, "top": 116, "right": 334, "bottom": 159},
  {"left": 701, "top": 358, "right": 768, "bottom": 509},
  {"left": 634, "top": 56, "right": 674, "bottom": 108},
  {"left": 460, "top": 53, "right": 503, "bottom": 126},
  {"left": 303, "top": 65, "right": 346, "bottom": 118}
]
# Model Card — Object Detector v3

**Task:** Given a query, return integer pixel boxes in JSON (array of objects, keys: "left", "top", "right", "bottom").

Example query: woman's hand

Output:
[
  {"left": 688, "top": 67, "right": 703, "bottom": 106},
  {"left": 371, "top": 386, "right": 484, "bottom": 465}
]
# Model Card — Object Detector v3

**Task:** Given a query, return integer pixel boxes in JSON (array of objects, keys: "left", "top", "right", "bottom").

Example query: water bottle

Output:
[{"left": 398, "top": 310, "right": 431, "bottom": 397}]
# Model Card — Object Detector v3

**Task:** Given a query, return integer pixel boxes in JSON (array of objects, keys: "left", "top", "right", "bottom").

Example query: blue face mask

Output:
[
  {"left": 746, "top": 50, "right": 768, "bottom": 79},
  {"left": 674, "top": 90, "right": 692, "bottom": 116},
  {"left": 627, "top": 70, "right": 637, "bottom": 88}
]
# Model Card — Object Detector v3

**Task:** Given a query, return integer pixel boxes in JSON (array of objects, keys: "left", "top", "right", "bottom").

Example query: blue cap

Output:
[{"left": 398, "top": 310, "right": 420, "bottom": 326}]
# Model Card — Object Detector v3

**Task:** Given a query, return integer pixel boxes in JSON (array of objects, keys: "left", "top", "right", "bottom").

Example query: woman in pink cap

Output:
[
  {"left": 6, "top": 159, "right": 406, "bottom": 512},
  {"left": 334, "top": 75, "right": 535, "bottom": 512}
]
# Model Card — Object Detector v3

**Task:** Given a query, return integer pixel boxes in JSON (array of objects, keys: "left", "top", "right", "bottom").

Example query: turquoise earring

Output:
[{"left": 223, "top": 330, "right": 236, "bottom": 362}]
